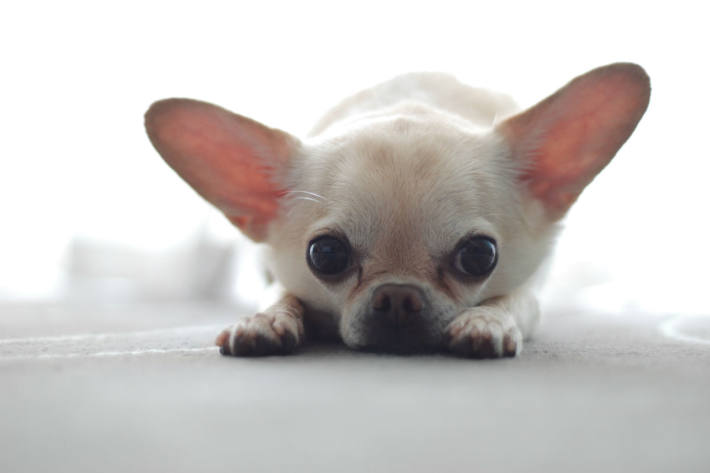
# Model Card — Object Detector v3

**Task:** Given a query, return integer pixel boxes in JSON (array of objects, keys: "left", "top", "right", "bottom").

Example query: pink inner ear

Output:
[
  {"left": 145, "top": 99, "right": 297, "bottom": 241},
  {"left": 500, "top": 63, "right": 650, "bottom": 218}
]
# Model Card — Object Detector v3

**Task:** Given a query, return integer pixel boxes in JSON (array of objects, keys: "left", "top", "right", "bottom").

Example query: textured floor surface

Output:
[{"left": 1, "top": 300, "right": 709, "bottom": 473}]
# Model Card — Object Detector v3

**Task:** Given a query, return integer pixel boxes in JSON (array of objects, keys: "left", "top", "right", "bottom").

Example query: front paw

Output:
[
  {"left": 216, "top": 310, "right": 304, "bottom": 357},
  {"left": 446, "top": 307, "right": 522, "bottom": 358}
]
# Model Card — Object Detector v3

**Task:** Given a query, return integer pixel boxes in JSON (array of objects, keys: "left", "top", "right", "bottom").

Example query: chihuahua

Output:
[{"left": 145, "top": 63, "right": 650, "bottom": 358}]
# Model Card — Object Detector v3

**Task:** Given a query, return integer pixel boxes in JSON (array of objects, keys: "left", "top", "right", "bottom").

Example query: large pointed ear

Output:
[
  {"left": 145, "top": 98, "right": 300, "bottom": 241},
  {"left": 497, "top": 63, "right": 650, "bottom": 220}
]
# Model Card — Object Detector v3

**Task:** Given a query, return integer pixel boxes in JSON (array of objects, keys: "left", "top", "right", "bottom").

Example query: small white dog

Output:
[{"left": 145, "top": 63, "right": 650, "bottom": 358}]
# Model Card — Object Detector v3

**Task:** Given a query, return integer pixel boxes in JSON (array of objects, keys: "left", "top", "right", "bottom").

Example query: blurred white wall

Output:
[{"left": 1, "top": 0, "right": 708, "bottom": 314}]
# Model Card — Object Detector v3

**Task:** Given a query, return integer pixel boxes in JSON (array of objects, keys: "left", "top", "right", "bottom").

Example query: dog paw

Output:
[
  {"left": 216, "top": 310, "right": 304, "bottom": 357},
  {"left": 446, "top": 308, "right": 522, "bottom": 358}
]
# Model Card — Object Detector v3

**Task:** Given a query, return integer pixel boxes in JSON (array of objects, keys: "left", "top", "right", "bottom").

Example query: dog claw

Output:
[
  {"left": 446, "top": 308, "right": 522, "bottom": 359},
  {"left": 216, "top": 307, "right": 304, "bottom": 357}
]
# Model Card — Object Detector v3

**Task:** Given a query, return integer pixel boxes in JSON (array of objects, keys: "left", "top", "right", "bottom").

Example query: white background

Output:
[{"left": 1, "top": 0, "right": 708, "bottom": 315}]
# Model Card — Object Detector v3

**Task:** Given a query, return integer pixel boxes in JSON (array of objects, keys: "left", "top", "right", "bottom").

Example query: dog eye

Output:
[
  {"left": 307, "top": 235, "right": 351, "bottom": 276},
  {"left": 452, "top": 236, "right": 498, "bottom": 278}
]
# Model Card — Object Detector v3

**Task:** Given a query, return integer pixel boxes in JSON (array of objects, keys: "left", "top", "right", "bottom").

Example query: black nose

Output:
[{"left": 371, "top": 284, "right": 424, "bottom": 327}]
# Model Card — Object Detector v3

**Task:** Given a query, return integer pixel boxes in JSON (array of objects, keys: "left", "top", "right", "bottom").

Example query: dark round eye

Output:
[
  {"left": 453, "top": 236, "right": 498, "bottom": 277},
  {"left": 307, "top": 235, "right": 351, "bottom": 276}
]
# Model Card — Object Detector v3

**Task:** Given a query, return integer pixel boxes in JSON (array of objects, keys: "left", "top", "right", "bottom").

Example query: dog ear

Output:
[
  {"left": 145, "top": 99, "right": 299, "bottom": 241},
  {"left": 497, "top": 63, "right": 650, "bottom": 219}
]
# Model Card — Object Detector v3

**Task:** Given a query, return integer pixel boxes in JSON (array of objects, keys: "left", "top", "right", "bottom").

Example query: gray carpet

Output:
[{"left": 1, "top": 301, "right": 709, "bottom": 473}]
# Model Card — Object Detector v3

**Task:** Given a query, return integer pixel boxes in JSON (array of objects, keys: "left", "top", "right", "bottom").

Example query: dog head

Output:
[{"left": 145, "top": 63, "right": 649, "bottom": 351}]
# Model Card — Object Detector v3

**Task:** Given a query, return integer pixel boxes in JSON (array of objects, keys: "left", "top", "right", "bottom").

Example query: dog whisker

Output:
[
  {"left": 284, "top": 190, "right": 327, "bottom": 202},
  {"left": 291, "top": 196, "right": 322, "bottom": 204}
]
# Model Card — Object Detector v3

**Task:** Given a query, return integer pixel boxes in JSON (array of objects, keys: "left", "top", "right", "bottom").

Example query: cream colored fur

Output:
[{"left": 145, "top": 64, "right": 650, "bottom": 358}]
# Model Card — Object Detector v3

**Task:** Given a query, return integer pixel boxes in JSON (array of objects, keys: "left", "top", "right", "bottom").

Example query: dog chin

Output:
[{"left": 340, "top": 311, "right": 447, "bottom": 354}]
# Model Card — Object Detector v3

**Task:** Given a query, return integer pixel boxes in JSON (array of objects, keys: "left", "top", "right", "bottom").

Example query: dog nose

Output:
[{"left": 371, "top": 284, "right": 424, "bottom": 327}]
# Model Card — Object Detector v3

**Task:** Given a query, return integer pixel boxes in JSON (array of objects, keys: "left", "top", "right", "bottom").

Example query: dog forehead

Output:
[
  {"left": 326, "top": 118, "right": 481, "bottom": 190},
  {"left": 303, "top": 119, "right": 504, "bottom": 251}
]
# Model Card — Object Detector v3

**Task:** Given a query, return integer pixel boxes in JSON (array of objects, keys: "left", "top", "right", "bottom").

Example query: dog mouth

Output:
[{"left": 344, "top": 315, "right": 445, "bottom": 354}]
